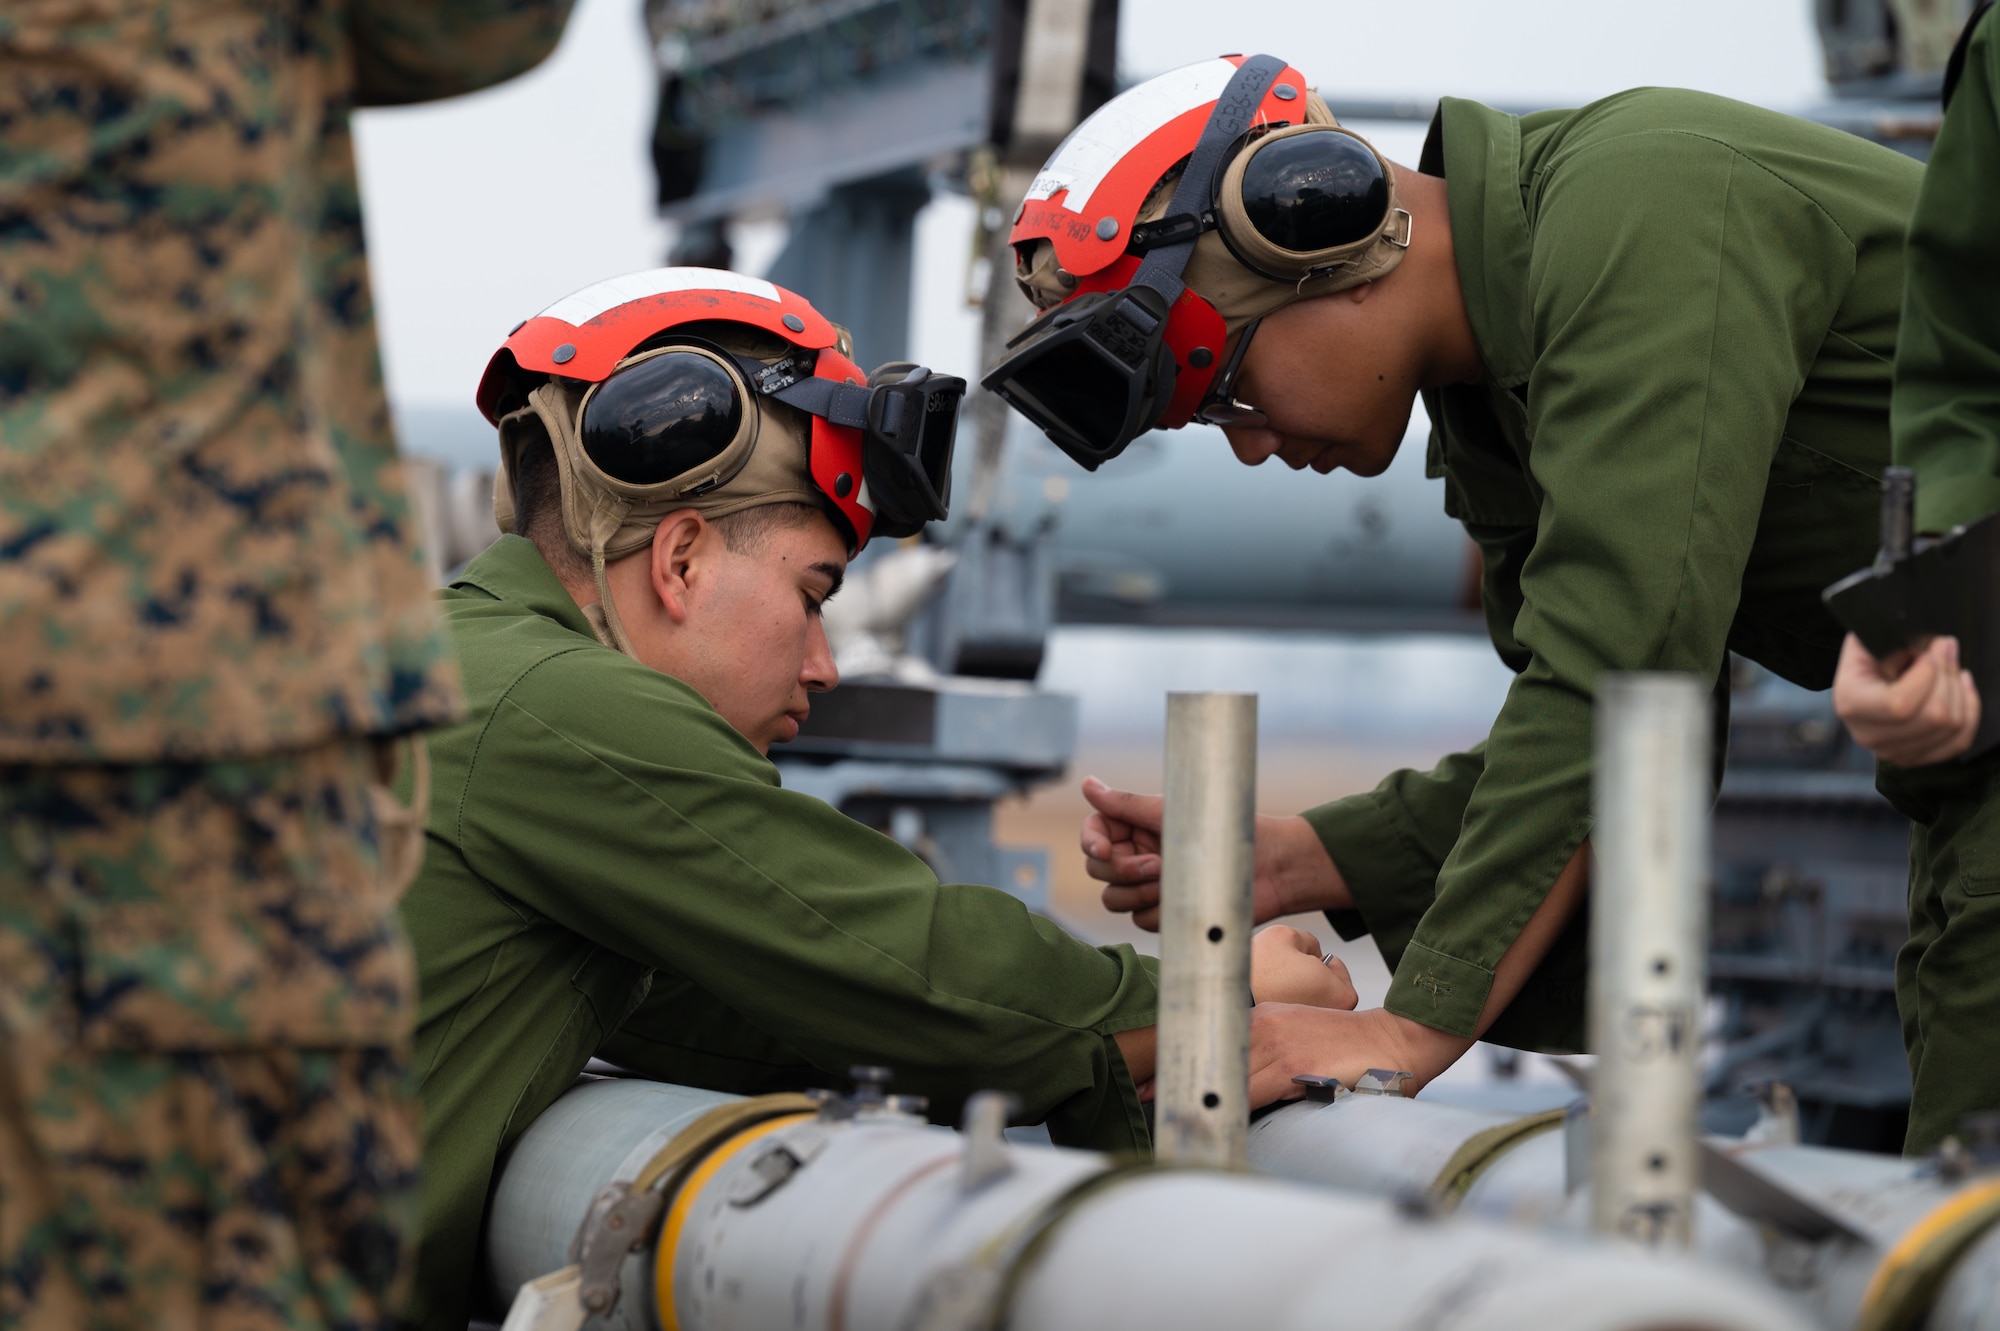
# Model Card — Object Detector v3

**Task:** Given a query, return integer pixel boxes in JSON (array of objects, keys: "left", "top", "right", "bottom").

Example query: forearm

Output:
[
  {"left": 1112, "top": 1026, "right": 1157, "bottom": 1085},
  {"left": 1267, "top": 813, "right": 1351, "bottom": 915},
  {"left": 1384, "top": 839, "right": 1590, "bottom": 1088}
]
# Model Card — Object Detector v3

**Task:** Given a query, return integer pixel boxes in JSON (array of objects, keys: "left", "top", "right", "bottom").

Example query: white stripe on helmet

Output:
[
  {"left": 1024, "top": 57, "right": 1240, "bottom": 216},
  {"left": 537, "top": 267, "right": 783, "bottom": 327}
]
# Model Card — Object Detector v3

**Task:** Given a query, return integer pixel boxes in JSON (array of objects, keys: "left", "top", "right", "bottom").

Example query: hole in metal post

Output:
[
  {"left": 1648, "top": 1153, "right": 1668, "bottom": 1171},
  {"left": 1203, "top": 1092, "right": 1221, "bottom": 1109},
  {"left": 1207, "top": 926, "right": 1224, "bottom": 943},
  {"left": 1651, "top": 957, "right": 1671, "bottom": 976}
]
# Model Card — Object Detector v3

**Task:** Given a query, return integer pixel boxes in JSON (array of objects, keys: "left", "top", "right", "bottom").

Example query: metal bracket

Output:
[
  {"left": 571, "top": 1185, "right": 667, "bottom": 1318},
  {"left": 959, "top": 1090, "right": 1020, "bottom": 1191},
  {"left": 819, "top": 1065, "right": 930, "bottom": 1122},
  {"left": 1353, "top": 1069, "right": 1413, "bottom": 1096},
  {"left": 727, "top": 1125, "right": 832, "bottom": 1207},
  {"left": 1290, "top": 1074, "right": 1348, "bottom": 1103}
]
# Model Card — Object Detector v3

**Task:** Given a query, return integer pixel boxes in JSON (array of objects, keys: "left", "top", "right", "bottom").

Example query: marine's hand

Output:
[
  {"left": 1079, "top": 777, "right": 1349, "bottom": 931},
  {"left": 1080, "top": 778, "right": 1163, "bottom": 924},
  {"left": 1247, "top": 1004, "right": 1472, "bottom": 1109},
  {"left": 1250, "top": 925, "right": 1357, "bottom": 1009},
  {"left": 1833, "top": 633, "right": 1980, "bottom": 767}
]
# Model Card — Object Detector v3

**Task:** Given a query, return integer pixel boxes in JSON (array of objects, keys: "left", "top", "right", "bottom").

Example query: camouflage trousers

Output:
[{"left": 0, "top": 738, "right": 428, "bottom": 1331}]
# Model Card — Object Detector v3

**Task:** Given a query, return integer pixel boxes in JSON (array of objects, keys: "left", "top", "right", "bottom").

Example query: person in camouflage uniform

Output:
[{"left": 0, "top": 2, "right": 573, "bottom": 1326}]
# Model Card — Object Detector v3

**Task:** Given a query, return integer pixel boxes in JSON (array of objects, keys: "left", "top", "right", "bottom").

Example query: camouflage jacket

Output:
[{"left": 0, "top": 0, "right": 574, "bottom": 763}]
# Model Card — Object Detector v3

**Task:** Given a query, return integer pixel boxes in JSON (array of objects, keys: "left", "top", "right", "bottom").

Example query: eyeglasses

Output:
[{"left": 1190, "top": 318, "right": 1268, "bottom": 429}]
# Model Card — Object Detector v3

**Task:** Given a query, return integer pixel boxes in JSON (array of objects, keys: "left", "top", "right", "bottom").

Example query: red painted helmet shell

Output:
[
  {"left": 1007, "top": 55, "right": 1307, "bottom": 431},
  {"left": 475, "top": 268, "right": 876, "bottom": 546},
  {"left": 1010, "top": 54, "right": 1314, "bottom": 281}
]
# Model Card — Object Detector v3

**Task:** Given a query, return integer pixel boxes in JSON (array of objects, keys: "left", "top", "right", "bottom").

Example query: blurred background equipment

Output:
[{"left": 383, "top": 0, "right": 1990, "bottom": 1154}]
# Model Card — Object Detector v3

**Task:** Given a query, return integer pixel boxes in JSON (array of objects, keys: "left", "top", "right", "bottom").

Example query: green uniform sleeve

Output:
[
  {"left": 1384, "top": 134, "right": 1854, "bottom": 1037},
  {"left": 1303, "top": 747, "right": 1485, "bottom": 957},
  {"left": 454, "top": 655, "right": 1156, "bottom": 1150},
  {"left": 598, "top": 974, "right": 826, "bottom": 1095},
  {"left": 349, "top": 0, "right": 577, "bottom": 107},
  {"left": 1898, "top": 10, "right": 2000, "bottom": 533}
]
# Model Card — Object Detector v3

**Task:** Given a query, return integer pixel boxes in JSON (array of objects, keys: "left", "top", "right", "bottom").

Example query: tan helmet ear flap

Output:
[
  {"left": 524, "top": 379, "right": 645, "bottom": 658},
  {"left": 1214, "top": 123, "right": 1410, "bottom": 288}
]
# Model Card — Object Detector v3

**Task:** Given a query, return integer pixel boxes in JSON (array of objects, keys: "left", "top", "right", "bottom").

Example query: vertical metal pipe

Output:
[
  {"left": 1155, "top": 691, "right": 1257, "bottom": 1168},
  {"left": 1591, "top": 672, "right": 1710, "bottom": 1246}
]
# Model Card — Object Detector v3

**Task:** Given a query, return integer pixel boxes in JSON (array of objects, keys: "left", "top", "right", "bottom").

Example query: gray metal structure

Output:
[{"left": 776, "top": 677, "right": 1075, "bottom": 911}]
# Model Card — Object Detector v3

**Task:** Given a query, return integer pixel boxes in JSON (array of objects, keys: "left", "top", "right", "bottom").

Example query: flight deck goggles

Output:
[
  {"left": 572, "top": 339, "right": 964, "bottom": 540},
  {"left": 985, "top": 54, "right": 1409, "bottom": 470}
]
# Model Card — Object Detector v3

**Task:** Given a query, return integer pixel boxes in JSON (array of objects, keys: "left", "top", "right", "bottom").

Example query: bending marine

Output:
[{"left": 984, "top": 56, "right": 1925, "bottom": 1114}]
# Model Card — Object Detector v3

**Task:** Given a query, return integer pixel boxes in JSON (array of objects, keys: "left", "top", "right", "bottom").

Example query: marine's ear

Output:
[{"left": 646, "top": 508, "right": 710, "bottom": 625}]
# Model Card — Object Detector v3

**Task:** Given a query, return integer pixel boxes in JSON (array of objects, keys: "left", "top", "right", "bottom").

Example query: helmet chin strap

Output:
[{"left": 587, "top": 502, "right": 640, "bottom": 659}]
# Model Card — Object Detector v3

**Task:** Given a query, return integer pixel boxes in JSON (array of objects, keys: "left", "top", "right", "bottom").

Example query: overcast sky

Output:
[{"left": 352, "top": 0, "right": 1829, "bottom": 419}]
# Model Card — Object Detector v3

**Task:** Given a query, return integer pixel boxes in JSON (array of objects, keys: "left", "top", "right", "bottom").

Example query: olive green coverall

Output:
[
  {"left": 1302, "top": 93, "right": 1922, "bottom": 1063},
  {"left": 1880, "top": 4, "right": 2000, "bottom": 1155},
  {"left": 398, "top": 536, "right": 1158, "bottom": 1330}
]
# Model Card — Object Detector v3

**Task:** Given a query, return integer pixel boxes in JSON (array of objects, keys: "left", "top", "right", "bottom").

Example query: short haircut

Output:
[
  {"left": 510, "top": 422, "right": 593, "bottom": 582},
  {"left": 509, "top": 421, "right": 838, "bottom": 578}
]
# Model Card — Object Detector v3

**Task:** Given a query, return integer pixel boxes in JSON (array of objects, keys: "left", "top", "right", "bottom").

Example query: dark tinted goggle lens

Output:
[
  {"left": 578, "top": 351, "right": 742, "bottom": 485},
  {"left": 1004, "top": 339, "right": 1133, "bottom": 452},
  {"left": 1240, "top": 131, "right": 1390, "bottom": 253}
]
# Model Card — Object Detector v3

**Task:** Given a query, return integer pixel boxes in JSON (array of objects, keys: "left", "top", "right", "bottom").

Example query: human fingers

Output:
[
  {"left": 1321, "top": 953, "right": 1358, "bottom": 1010},
  {"left": 1251, "top": 931, "right": 1355, "bottom": 1010},
  {"left": 1878, "top": 640, "right": 1973, "bottom": 764},
  {"left": 1079, "top": 812, "right": 1130, "bottom": 864},
  {"left": 1247, "top": 1003, "right": 1329, "bottom": 1108},
  {"left": 1833, "top": 635, "right": 1884, "bottom": 721},
  {"left": 1101, "top": 880, "right": 1163, "bottom": 929},
  {"left": 1255, "top": 924, "right": 1323, "bottom": 959},
  {"left": 1844, "top": 644, "right": 1943, "bottom": 755},
  {"left": 1893, "top": 661, "right": 1982, "bottom": 766},
  {"left": 1081, "top": 778, "right": 1165, "bottom": 838},
  {"left": 1085, "top": 854, "right": 1161, "bottom": 888}
]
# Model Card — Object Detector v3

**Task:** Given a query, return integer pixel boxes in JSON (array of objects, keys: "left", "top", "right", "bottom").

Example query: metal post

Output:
[
  {"left": 1155, "top": 692, "right": 1257, "bottom": 1168},
  {"left": 1591, "top": 672, "right": 1710, "bottom": 1247}
]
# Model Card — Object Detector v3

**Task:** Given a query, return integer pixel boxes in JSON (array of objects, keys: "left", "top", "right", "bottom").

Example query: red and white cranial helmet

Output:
[{"left": 987, "top": 55, "right": 1409, "bottom": 470}]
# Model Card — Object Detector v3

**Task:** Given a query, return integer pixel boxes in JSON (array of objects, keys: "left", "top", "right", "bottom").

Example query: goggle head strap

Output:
[
  {"left": 980, "top": 53, "right": 1287, "bottom": 471},
  {"left": 762, "top": 362, "right": 965, "bottom": 529},
  {"left": 1128, "top": 53, "right": 1290, "bottom": 308}
]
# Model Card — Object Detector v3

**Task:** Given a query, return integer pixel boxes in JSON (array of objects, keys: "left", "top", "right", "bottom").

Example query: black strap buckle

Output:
[{"left": 1126, "top": 210, "right": 1216, "bottom": 254}]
